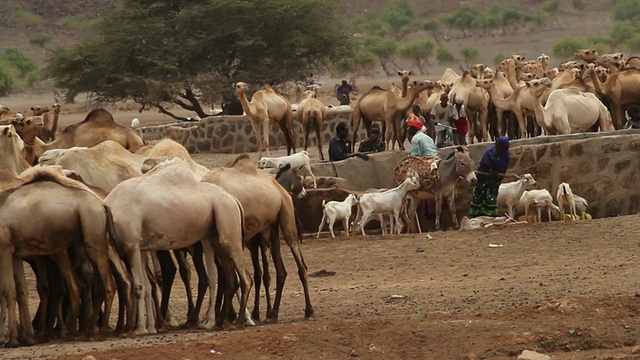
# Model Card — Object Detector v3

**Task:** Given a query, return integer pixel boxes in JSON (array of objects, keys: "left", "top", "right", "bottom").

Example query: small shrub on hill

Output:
[
  {"left": 459, "top": 47, "right": 479, "bottom": 66},
  {"left": 436, "top": 47, "right": 455, "bottom": 64},
  {"left": 13, "top": 6, "right": 43, "bottom": 26},
  {"left": 29, "top": 33, "right": 53, "bottom": 48},
  {"left": 56, "top": 15, "right": 99, "bottom": 31}
]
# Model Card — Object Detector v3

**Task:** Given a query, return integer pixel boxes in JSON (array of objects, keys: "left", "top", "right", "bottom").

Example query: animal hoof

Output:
[
  {"left": 134, "top": 328, "right": 148, "bottom": 336},
  {"left": 305, "top": 308, "right": 315, "bottom": 319},
  {"left": 5, "top": 340, "right": 20, "bottom": 348},
  {"left": 265, "top": 316, "right": 279, "bottom": 324}
]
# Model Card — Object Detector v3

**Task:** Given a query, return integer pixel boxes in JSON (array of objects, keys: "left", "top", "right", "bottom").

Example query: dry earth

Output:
[{"left": 2, "top": 205, "right": 640, "bottom": 359}]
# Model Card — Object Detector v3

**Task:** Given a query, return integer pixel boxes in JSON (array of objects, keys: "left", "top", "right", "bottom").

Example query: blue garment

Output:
[
  {"left": 477, "top": 136, "right": 510, "bottom": 181},
  {"left": 410, "top": 132, "right": 439, "bottom": 157},
  {"left": 469, "top": 136, "right": 510, "bottom": 217}
]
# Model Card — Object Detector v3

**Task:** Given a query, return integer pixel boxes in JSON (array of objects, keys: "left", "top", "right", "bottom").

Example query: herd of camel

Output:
[
  {"left": 233, "top": 49, "right": 640, "bottom": 161},
  {"left": 0, "top": 107, "right": 315, "bottom": 347}
]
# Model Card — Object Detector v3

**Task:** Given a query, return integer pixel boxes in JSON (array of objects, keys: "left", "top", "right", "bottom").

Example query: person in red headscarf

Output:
[{"left": 407, "top": 117, "right": 438, "bottom": 158}]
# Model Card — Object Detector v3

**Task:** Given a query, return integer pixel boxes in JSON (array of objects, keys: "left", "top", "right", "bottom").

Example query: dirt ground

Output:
[{"left": 2, "top": 213, "right": 640, "bottom": 359}]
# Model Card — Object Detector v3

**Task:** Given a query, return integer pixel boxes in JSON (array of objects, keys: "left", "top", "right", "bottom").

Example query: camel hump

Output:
[
  {"left": 370, "top": 85, "right": 384, "bottom": 91},
  {"left": 226, "top": 154, "right": 258, "bottom": 174},
  {"left": 80, "top": 108, "right": 116, "bottom": 125},
  {"left": 260, "top": 84, "right": 276, "bottom": 92},
  {"left": 18, "top": 166, "right": 93, "bottom": 193}
]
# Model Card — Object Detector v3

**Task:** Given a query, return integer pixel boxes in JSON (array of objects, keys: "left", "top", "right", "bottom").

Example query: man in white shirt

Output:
[{"left": 430, "top": 93, "right": 455, "bottom": 148}]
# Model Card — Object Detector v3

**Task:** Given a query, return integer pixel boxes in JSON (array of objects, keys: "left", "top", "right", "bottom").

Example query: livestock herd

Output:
[{"left": 0, "top": 46, "right": 632, "bottom": 350}]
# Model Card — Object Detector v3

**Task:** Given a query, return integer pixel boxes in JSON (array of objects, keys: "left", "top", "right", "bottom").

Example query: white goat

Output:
[
  {"left": 316, "top": 193, "right": 359, "bottom": 238},
  {"left": 355, "top": 173, "right": 421, "bottom": 236},
  {"left": 556, "top": 182, "right": 577, "bottom": 221},
  {"left": 497, "top": 173, "right": 537, "bottom": 218},
  {"left": 573, "top": 194, "right": 589, "bottom": 218},
  {"left": 258, "top": 150, "right": 317, "bottom": 188},
  {"left": 131, "top": 117, "right": 140, "bottom": 128},
  {"left": 519, "top": 189, "right": 560, "bottom": 223}
]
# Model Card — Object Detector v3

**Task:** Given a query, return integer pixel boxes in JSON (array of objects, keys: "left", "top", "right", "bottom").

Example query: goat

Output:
[
  {"left": 518, "top": 189, "right": 560, "bottom": 223},
  {"left": 316, "top": 193, "right": 359, "bottom": 238},
  {"left": 355, "top": 173, "right": 421, "bottom": 236},
  {"left": 556, "top": 182, "right": 578, "bottom": 221},
  {"left": 573, "top": 194, "right": 589, "bottom": 218},
  {"left": 497, "top": 173, "right": 537, "bottom": 218},
  {"left": 131, "top": 117, "right": 140, "bottom": 128},
  {"left": 258, "top": 150, "right": 317, "bottom": 188}
]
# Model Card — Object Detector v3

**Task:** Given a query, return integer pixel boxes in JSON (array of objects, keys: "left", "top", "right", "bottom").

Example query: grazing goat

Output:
[
  {"left": 573, "top": 194, "right": 589, "bottom": 218},
  {"left": 497, "top": 173, "right": 537, "bottom": 218},
  {"left": 258, "top": 150, "right": 317, "bottom": 188},
  {"left": 556, "top": 182, "right": 577, "bottom": 220},
  {"left": 316, "top": 193, "right": 359, "bottom": 238},
  {"left": 355, "top": 173, "right": 421, "bottom": 236},
  {"left": 519, "top": 189, "right": 560, "bottom": 223}
]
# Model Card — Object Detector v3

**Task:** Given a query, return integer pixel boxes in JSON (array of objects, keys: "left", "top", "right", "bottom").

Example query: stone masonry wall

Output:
[{"left": 138, "top": 107, "right": 369, "bottom": 154}]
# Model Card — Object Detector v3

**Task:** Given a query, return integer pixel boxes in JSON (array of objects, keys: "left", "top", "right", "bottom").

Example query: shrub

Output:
[
  {"left": 612, "top": 0, "right": 640, "bottom": 22},
  {"left": 541, "top": 0, "right": 560, "bottom": 13},
  {"left": 29, "top": 33, "right": 53, "bottom": 48},
  {"left": 436, "top": 46, "right": 455, "bottom": 64},
  {"left": 572, "top": 0, "right": 586, "bottom": 11},
  {"left": 56, "top": 15, "right": 99, "bottom": 31},
  {"left": 459, "top": 46, "right": 479, "bottom": 65},
  {"left": 493, "top": 52, "right": 509, "bottom": 66},
  {"left": 552, "top": 36, "right": 587, "bottom": 58},
  {"left": 14, "top": 6, "right": 43, "bottom": 26}
]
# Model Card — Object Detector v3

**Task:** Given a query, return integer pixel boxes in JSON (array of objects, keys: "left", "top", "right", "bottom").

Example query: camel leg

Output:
[
  {"left": 0, "top": 294, "right": 6, "bottom": 344},
  {"left": 199, "top": 240, "right": 219, "bottom": 330},
  {"left": 12, "top": 258, "right": 35, "bottom": 346},
  {"left": 316, "top": 212, "right": 326, "bottom": 238},
  {"left": 479, "top": 109, "right": 490, "bottom": 142},
  {"left": 302, "top": 119, "right": 310, "bottom": 152},
  {"left": 434, "top": 194, "right": 444, "bottom": 231},
  {"left": 249, "top": 237, "right": 262, "bottom": 321},
  {"left": 384, "top": 118, "right": 393, "bottom": 150},
  {"left": 219, "top": 236, "right": 252, "bottom": 329},
  {"left": 142, "top": 256, "right": 159, "bottom": 334},
  {"left": 172, "top": 249, "right": 194, "bottom": 327},
  {"left": 50, "top": 252, "right": 80, "bottom": 338},
  {"left": 0, "top": 249, "right": 20, "bottom": 347},
  {"left": 259, "top": 237, "right": 273, "bottom": 319},
  {"left": 249, "top": 121, "right": 264, "bottom": 158},
  {"left": 406, "top": 195, "right": 420, "bottom": 233},
  {"left": 107, "top": 245, "right": 133, "bottom": 336},
  {"left": 126, "top": 247, "right": 149, "bottom": 335},
  {"left": 547, "top": 206, "right": 552, "bottom": 222},
  {"left": 187, "top": 243, "right": 207, "bottom": 327},
  {"left": 32, "top": 258, "right": 50, "bottom": 339},
  {"left": 267, "top": 225, "right": 286, "bottom": 322},
  {"left": 280, "top": 224, "right": 314, "bottom": 320},
  {"left": 378, "top": 214, "right": 386, "bottom": 235},
  {"left": 515, "top": 111, "right": 527, "bottom": 140},
  {"left": 314, "top": 119, "right": 324, "bottom": 160},
  {"left": 155, "top": 250, "right": 175, "bottom": 327},
  {"left": 392, "top": 116, "right": 403, "bottom": 150}
]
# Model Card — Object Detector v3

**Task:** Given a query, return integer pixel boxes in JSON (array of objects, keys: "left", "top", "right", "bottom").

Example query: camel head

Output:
[
  {"left": 575, "top": 49, "right": 598, "bottom": 63},
  {"left": 303, "top": 89, "right": 317, "bottom": 99},
  {"left": 510, "top": 54, "right": 526, "bottom": 65},
  {"left": 234, "top": 82, "right": 249, "bottom": 94},
  {"left": 475, "top": 78, "right": 492, "bottom": 90},
  {"left": 595, "top": 66, "right": 611, "bottom": 81},
  {"left": 482, "top": 67, "right": 494, "bottom": 79},
  {"left": 558, "top": 60, "right": 580, "bottom": 71},
  {"left": 598, "top": 52, "right": 624, "bottom": 65},
  {"left": 0, "top": 124, "right": 24, "bottom": 152},
  {"left": 470, "top": 64, "right": 486, "bottom": 78},
  {"left": 523, "top": 63, "right": 542, "bottom": 73},
  {"left": 12, "top": 116, "right": 44, "bottom": 142},
  {"left": 544, "top": 68, "right": 559, "bottom": 80},
  {"left": 52, "top": 103, "right": 61, "bottom": 114},
  {"left": 520, "top": 72, "right": 537, "bottom": 82},
  {"left": 525, "top": 77, "right": 552, "bottom": 97},
  {"left": 30, "top": 106, "right": 50, "bottom": 116},
  {"left": 397, "top": 70, "right": 412, "bottom": 82},
  {"left": 408, "top": 80, "right": 435, "bottom": 95},
  {"left": 537, "top": 53, "right": 550, "bottom": 64}
]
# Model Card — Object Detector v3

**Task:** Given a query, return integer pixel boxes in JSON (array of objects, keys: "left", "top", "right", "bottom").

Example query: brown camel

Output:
[
  {"left": 141, "top": 138, "right": 209, "bottom": 179},
  {"left": 235, "top": 82, "right": 296, "bottom": 158},
  {"left": 627, "top": 56, "right": 640, "bottom": 69},
  {"left": 585, "top": 63, "right": 640, "bottom": 129},
  {"left": 0, "top": 167, "right": 121, "bottom": 347},
  {"left": 449, "top": 72, "right": 491, "bottom": 143},
  {"left": 202, "top": 154, "right": 313, "bottom": 323},
  {"left": 0, "top": 125, "right": 30, "bottom": 176},
  {"left": 351, "top": 80, "right": 434, "bottom": 151},
  {"left": 11, "top": 116, "right": 44, "bottom": 165},
  {"left": 105, "top": 158, "right": 251, "bottom": 333},
  {"left": 0, "top": 105, "right": 22, "bottom": 123},
  {"left": 32, "top": 108, "right": 144, "bottom": 159},
  {"left": 30, "top": 104, "right": 60, "bottom": 142},
  {"left": 296, "top": 90, "right": 327, "bottom": 160}
]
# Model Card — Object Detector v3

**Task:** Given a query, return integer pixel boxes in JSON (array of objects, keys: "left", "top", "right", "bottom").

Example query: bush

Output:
[
  {"left": 436, "top": 46, "right": 455, "bottom": 64},
  {"left": 14, "top": 6, "right": 43, "bottom": 26},
  {"left": 612, "top": 0, "right": 640, "bottom": 22},
  {"left": 541, "top": 0, "right": 560, "bottom": 13},
  {"left": 0, "top": 59, "right": 17, "bottom": 96},
  {"left": 56, "top": 15, "right": 99, "bottom": 31},
  {"left": 572, "top": 0, "right": 586, "bottom": 11},
  {"left": 552, "top": 36, "right": 587, "bottom": 58},
  {"left": 459, "top": 46, "right": 479, "bottom": 65},
  {"left": 493, "top": 52, "right": 509, "bottom": 66},
  {"left": 29, "top": 33, "right": 53, "bottom": 48}
]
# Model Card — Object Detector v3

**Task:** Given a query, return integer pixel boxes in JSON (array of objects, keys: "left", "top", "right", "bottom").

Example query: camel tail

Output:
[
  {"left": 103, "top": 205, "right": 120, "bottom": 249},
  {"left": 235, "top": 197, "right": 247, "bottom": 243}
]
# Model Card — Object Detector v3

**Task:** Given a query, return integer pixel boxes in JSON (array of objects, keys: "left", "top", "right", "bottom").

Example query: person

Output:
[
  {"left": 624, "top": 104, "right": 640, "bottom": 129},
  {"left": 430, "top": 93, "right": 455, "bottom": 148},
  {"left": 451, "top": 101, "right": 468, "bottom": 145},
  {"left": 329, "top": 122, "right": 369, "bottom": 161},
  {"left": 401, "top": 104, "right": 427, "bottom": 145},
  {"left": 336, "top": 80, "right": 355, "bottom": 105},
  {"left": 407, "top": 117, "right": 438, "bottom": 158},
  {"left": 305, "top": 73, "right": 317, "bottom": 87},
  {"left": 358, "top": 124, "right": 386, "bottom": 153},
  {"left": 469, "top": 136, "right": 511, "bottom": 217}
]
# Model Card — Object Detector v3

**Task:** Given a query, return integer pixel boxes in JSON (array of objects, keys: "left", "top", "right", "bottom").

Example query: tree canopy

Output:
[{"left": 44, "top": 0, "right": 352, "bottom": 119}]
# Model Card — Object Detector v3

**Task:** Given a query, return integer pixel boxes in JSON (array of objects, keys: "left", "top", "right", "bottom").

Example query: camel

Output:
[
  {"left": 0, "top": 125, "right": 30, "bottom": 176},
  {"left": 470, "top": 64, "right": 487, "bottom": 79},
  {"left": 11, "top": 116, "right": 44, "bottom": 165},
  {"left": 483, "top": 70, "right": 515, "bottom": 136},
  {"left": 397, "top": 70, "right": 412, "bottom": 97},
  {"left": 389, "top": 83, "right": 402, "bottom": 97},
  {"left": 0, "top": 105, "right": 22, "bottom": 122},
  {"left": 351, "top": 80, "right": 434, "bottom": 151},
  {"left": 476, "top": 78, "right": 537, "bottom": 139},
  {"left": 537, "top": 54, "right": 550, "bottom": 71},
  {"left": 449, "top": 72, "right": 491, "bottom": 143},
  {"left": 526, "top": 77, "right": 614, "bottom": 135},
  {"left": 584, "top": 63, "right": 640, "bottom": 129},
  {"left": 0, "top": 167, "right": 123, "bottom": 347},
  {"left": 30, "top": 104, "right": 60, "bottom": 142},
  {"left": 105, "top": 158, "right": 251, "bottom": 334},
  {"left": 234, "top": 82, "right": 296, "bottom": 158},
  {"left": 140, "top": 138, "right": 209, "bottom": 179},
  {"left": 202, "top": 154, "right": 313, "bottom": 323},
  {"left": 439, "top": 68, "right": 461, "bottom": 87},
  {"left": 627, "top": 56, "right": 640, "bottom": 69},
  {"left": 31, "top": 108, "right": 144, "bottom": 159},
  {"left": 37, "top": 140, "right": 145, "bottom": 193},
  {"left": 296, "top": 90, "right": 327, "bottom": 160}
]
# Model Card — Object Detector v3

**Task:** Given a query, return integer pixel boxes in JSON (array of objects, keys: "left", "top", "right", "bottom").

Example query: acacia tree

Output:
[
  {"left": 399, "top": 39, "right": 434, "bottom": 75},
  {"left": 44, "top": 0, "right": 353, "bottom": 120}
]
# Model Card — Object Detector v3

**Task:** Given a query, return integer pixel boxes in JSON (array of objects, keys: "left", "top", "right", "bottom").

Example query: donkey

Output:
[{"left": 405, "top": 146, "right": 477, "bottom": 232}]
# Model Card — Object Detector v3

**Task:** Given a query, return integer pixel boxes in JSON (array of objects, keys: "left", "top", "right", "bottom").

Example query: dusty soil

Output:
[{"left": 3, "top": 214, "right": 640, "bottom": 359}]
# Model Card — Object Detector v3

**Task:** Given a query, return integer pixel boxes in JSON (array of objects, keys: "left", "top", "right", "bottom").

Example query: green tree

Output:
[
  {"left": 399, "top": 39, "right": 434, "bottom": 74},
  {"left": 421, "top": 19, "right": 441, "bottom": 44},
  {"left": 436, "top": 46, "right": 455, "bottom": 64},
  {"left": 329, "top": 43, "right": 377, "bottom": 78},
  {"left": 363, "top": 36, "right": 399, "bottom": 75},
  {"left": 380, "top": 0, "right": 416, "bottom": 39},
  {"left": 626, "top": 34, "right": 640, "bottom": 52},
  {"left": 493, "top": 52, "right": 509, "bottom": 66},
  {"left": 609, "top": 20, "right": 636, "bottom": 48},
  {"left": 541, "top": 0, "right": 560, "bottom": 13},
  {"left": 552, "top": 36, "right": 587, "bottom": 58},
  {"left": 612, "top": 0, "right": 640, "bottom": 22},
  {"left": 44, "top": 0, "right": 352, "bottom": 120},
  {"left": 459, "top": 46, "right": 479, "bottom": 66}
]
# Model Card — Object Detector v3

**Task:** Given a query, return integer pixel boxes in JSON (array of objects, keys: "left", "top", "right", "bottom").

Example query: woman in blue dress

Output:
[{"left": 469, "top": 136, "right": 510, "bottom": 217}]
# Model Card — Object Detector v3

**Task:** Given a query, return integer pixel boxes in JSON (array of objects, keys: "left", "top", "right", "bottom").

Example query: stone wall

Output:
[{"left": 138, "top": 107, "right": 368, "bottom": 154}]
